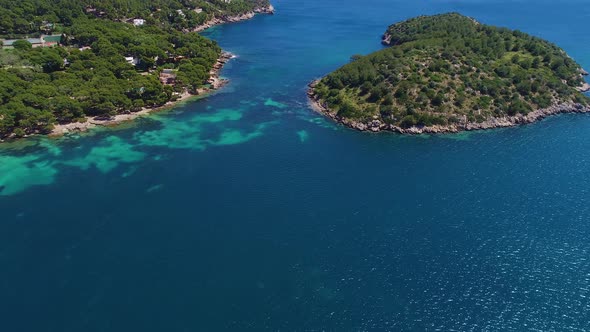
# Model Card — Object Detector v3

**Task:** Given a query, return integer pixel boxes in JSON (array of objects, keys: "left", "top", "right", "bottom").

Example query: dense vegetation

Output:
[
  {"left": 0, "top": 0, "right": 268, "bottom": 36},
  {"left": 0, "top": 0, "right": 269, "bottom": 138},
  {"left": 311, "top": 13, "right": 589, "bottom": 129}
]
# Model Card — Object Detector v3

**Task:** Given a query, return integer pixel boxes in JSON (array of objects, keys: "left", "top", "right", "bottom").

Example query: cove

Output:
[{"left": 2, "top": 0, "right": 590, "bottom": 330}]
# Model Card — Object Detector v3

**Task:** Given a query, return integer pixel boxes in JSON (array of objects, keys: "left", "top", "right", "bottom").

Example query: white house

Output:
[
  {"left": 125, "top": 56, "right": 139, "bottom": 66},
  {"left": 132, "top": 19, "right": 145, "bottom": 26}
]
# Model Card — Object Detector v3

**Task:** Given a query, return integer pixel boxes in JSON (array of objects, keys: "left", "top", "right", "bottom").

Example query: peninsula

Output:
[
  {"left": 0, "top": 0, "right": 273, "bottom": 140},
  {"left": 309, "top": 13, "right": 590, "bottom": 133}
]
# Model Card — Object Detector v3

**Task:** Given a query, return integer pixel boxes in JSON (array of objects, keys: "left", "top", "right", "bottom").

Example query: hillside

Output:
[
  {"left": 0, "top": 0, "right": 271, "bottom": 35},
  {"left": 309, "top": 13, "right": 590, "bottom": 133}
]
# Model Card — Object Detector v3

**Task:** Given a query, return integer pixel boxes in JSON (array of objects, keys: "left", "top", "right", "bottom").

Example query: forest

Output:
[
  {"left": 0, "top": 0, "right": 268, "bottom": 138},
  {"left": 311, "top": 13, "right": 590, "bottom": 129},
  {"left": 0, "top": 0, "right": 269, "bottom": 35}
]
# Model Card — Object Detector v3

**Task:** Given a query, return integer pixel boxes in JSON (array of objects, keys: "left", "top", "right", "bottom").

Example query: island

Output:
[
  {"left": 0, "top": 0, "right": 273, "bottom": 140},
  {"left": 308, "top": 13, "right": 590, "bottom": 133}
]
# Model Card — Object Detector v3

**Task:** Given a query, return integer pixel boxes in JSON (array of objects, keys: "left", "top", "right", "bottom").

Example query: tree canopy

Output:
[{"left": 0, "top": 0, "right": 268, "bottom": 36}]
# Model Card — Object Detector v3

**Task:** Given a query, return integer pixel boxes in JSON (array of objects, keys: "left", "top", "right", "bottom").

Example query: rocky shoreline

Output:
[
  {"left": 49, "top": 51, "right": 235, "bottom": 137},
  {"left": 308, "top": 80, "right": 590, "bottom": 134},
  {"left": 193, "top": 5, "right": 275, "bottom": 32}
]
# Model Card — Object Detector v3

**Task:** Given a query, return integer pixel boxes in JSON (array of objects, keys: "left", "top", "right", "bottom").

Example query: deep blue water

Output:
[{"left": 2, "top": 0, "right": 590, "bottom": 330}]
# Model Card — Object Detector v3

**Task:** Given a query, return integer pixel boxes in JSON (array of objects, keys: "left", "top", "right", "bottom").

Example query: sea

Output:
[{"left": 2, "top": 0, "right": 590, "bottom": 330}]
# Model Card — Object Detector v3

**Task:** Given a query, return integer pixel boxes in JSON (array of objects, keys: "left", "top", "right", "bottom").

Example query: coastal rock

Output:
[
  {"left": 193, "top": 6, "right": 275, "bottom": 32},
  {"left": 369, "top": 120, "right": 384, "bottom": 131},
  {"left": 381, "top": 33, "right": 392, "bottom": 45},
  {"left": 255, "top": 5, "right": 275, "bottom": 14}
]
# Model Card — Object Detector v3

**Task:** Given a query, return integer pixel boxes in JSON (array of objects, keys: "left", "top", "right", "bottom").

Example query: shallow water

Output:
[{"left": 2, "top": 0, "right": 590, "bottom": 330}]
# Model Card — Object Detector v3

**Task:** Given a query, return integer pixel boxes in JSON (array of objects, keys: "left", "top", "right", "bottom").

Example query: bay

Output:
[{"left": 2, "top": 0, "right": 590, "bottom": 330}]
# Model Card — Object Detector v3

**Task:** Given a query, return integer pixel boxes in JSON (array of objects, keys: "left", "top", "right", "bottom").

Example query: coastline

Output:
[
  {"left": 307, "top": 80, "right": 590, "bottom": 134},
  {"left": 49, "top": 4, "right": 277, "bottom": 137},
  {"left": 0, "top": 4, "right": 276, "bottom": 141},
  {"left": 193, "top": 5, "right": 275, "bottom": 32},
  {"left": 49, "top": 51, "right": 235, "bottom": 137}
]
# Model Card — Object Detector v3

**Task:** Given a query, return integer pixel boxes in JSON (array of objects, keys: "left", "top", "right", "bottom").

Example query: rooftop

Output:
[{"left": 2, "top": 38, "right": 43, "bottom": 46}]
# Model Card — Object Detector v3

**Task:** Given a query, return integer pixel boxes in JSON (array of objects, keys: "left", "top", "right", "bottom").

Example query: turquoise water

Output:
[{"left": 3, "top": 0, "right": 590, "bottom": 330}]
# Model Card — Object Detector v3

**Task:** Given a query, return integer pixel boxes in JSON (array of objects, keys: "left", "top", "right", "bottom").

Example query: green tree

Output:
[{"left": 12, "top": 40, "right": 32, "bottom": 51}]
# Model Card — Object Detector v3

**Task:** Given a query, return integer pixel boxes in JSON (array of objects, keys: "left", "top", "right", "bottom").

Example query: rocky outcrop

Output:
[
  {"left": 576, "top": 82, "right": 590, "bottom": 92},
  {"left": 577, "top": 69, "right": 590, "bottom": 92},
  {"left": 193, "top": 5, "right": 274, "bottom": 32},
  {"left": 381, "top": 33, "right": 392, "bottom": 45},
  {"left": 201, "top": 51, "right": 235, "bottom": 91},
  {"left": 308, "top": 80, "right": 590, "bottom": 135},
  {"left": 255, "top": 4, "right": 275, "bottom": 14}
]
